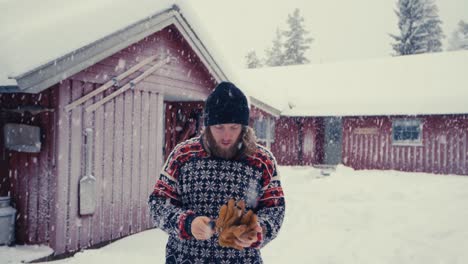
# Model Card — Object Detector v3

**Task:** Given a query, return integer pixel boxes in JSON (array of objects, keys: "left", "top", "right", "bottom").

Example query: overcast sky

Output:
[{"left": 190, "top": 0, "right": 468, "bottom": 68}]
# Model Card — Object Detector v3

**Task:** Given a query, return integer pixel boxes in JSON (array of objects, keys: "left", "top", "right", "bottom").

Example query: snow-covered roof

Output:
[
  {"left": 0, "top": 0, "right": 240, "bottom": 94},
  {"left": 240, "top": 50, "right": 468, "bottom": 116}
]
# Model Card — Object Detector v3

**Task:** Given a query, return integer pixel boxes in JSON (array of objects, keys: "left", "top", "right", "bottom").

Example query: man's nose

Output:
[{"left": 222, "top": 131, "right": 233, "bottom": 140}]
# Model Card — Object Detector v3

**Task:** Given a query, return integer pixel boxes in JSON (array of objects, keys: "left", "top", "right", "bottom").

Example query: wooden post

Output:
[
  {"left": 85, "top": 57, "right": 170, "bottom": 113},
  {"left": 64, "top": 55, "right": 157, "bottom": 112}
]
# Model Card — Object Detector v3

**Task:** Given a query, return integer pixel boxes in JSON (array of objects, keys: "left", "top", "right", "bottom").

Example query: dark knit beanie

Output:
[{"left": 204, "top": 82, "right": 249, "bottom": 126}]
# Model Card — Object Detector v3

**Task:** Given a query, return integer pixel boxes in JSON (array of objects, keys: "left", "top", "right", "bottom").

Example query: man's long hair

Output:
[{"left": 201, "top": 126, "right": 257, "bottom": 159}]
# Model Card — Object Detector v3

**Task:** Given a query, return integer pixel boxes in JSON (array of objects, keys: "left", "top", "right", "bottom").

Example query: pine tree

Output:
[
  {"left": 390, "top": 0, "right": 444, "bottom": 56},
  {"left": 245, "top": 50, "right": 263, "bottom": 68},
  {"left": 282, "top": 8, "right": 313, "bottom": 65},
  {"left": 264, "top": 28, "right": 285, "bottom": 67},
  {"left": 448, "top": 20, "right": 468, "bottom": 51}
]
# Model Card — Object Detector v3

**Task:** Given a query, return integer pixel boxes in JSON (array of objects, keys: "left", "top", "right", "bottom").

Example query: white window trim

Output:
[{"left": 255, "top": 117, "right": 275, "bottom": 149}]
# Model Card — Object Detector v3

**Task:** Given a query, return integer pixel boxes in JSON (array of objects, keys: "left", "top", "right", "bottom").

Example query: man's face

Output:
[{"left": 209, "top": 123, "right": 243, "bottom": 151}]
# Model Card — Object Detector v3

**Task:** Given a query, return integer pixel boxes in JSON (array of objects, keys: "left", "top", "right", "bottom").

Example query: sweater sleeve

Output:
[
  {"left": 253, "top": 155, "right": 285, "bottom": 248},
  {"left": 148, "top": 145, "right": 195, "bottom": 240}
]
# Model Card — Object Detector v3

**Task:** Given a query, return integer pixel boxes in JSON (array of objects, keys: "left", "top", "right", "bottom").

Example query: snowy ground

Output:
[{"left": 2, "top": 165, "right": 468, "bottom": 264}]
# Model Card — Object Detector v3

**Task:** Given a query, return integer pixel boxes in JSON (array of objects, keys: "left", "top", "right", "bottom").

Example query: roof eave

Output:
[
  {"left": 171, "top": 10, "right": 228, "bottom": 82},
  {"left": 0, "top": 85, "right": 21, "bottom": 93},
  {"left": 250, "top": 96, "right": 281, "bottom": 117},
  {"left": 12, "top": 4, "right": 228, "bottom": 94}
]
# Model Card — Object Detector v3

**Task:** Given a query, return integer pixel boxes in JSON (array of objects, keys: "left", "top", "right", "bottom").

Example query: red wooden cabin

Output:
[
  {"left": 0, "top": 3, "right": 271, "bottom": 256},
  {"left": 242, "top": 51, "right": 468, "bottom": 175}
]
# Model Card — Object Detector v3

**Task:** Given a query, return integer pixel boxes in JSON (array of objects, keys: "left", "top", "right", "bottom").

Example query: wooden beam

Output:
[
  {"left": 85, "top": 57, "right": 170, "bottom": 113},
  {"left": 64, "top": 55, "right": 157, "bottom": 112}
]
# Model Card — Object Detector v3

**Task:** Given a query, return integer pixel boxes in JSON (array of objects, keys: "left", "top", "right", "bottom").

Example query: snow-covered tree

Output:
[
  {"left": 390, "top": 0, "right": 444, "bottom": 56},
  {"left": 245, "top": 50, "right": 263, "bottom": 68},
  {"left": 448, "top": 20, "right": 468, "bottom": 51},
  {"left": 282, "top": 8, "right": 313, "bottom": 65},
  {"left": 264, "top": 28, "right": 285, "bottom": 67}
]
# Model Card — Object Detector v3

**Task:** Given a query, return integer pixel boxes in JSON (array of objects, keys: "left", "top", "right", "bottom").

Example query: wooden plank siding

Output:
[
  {"left": 342, "top": 115, "right": 468, "bottom": 176},
  {"left": 271, "top": 117, "right": 301, "bottom": 165},
  {"left": 121, "top": 89, "right": 133, "bottom": 237},
  {"left": 51, "top": 81, "right": 166, "bottom": 254},
  {"left": 0, "top": 88, "right": 57, "bottom": 246},
  {"left": 91, "top": 88, "right": 105, "bottom": 245},
  {"left": 0, "top": 24, "right": 216, "bottom": 256},
  {"left": 47, "top": 25, "right": 214, "bottom": 255},
  {"left": 271, "top": 116, "right": 324, "bottom": 166}
]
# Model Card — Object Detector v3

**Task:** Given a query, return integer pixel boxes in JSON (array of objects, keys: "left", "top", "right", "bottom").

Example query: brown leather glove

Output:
[
  {"left": 216, "top": 199, "right": 259, "bottom": 250},
  {"left": 215, "top": 199, "right": 244, "bottom": 232},
  {"left": 237, "top": 210, "right": 259, "bottom": 241}
]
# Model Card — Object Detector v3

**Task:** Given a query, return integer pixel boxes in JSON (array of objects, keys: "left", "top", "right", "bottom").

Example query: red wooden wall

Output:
[
  {"left": 271, "top": 116, "right": 323, "bottom": 166},
  {"left": 54, "top": 79, "right": 166, "bottom": 254},
  {"left": 342, "top": 115, "right": 468, "bottom": 176},
  {"left": 50, "top": 26, "right": 214, "bottom": 254},
  {"left": 0, "top": 88, "right": 57, "bottom": 246},
  {"left": 1, "top": 24, "right": 215, "bottom": 255}
]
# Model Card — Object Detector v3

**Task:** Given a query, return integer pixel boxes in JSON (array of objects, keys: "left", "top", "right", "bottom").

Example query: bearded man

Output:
[{"left": 149, "top": 81, "right": 285, "bottom": 263}]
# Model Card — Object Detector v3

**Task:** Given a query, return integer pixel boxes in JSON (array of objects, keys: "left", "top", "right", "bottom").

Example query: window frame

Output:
[
  {"left": 254, "top": 117, "right": 275, "bottom": 148},
  {"left": 391, "top": 118, "right": 423, "bottom": 146}
]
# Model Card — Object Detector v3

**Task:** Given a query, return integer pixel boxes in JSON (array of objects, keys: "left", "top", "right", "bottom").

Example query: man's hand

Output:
[
  {"left": 216, "top": 199, "right": 262, "bottom": 250},
  {"left": 191, "top": 216, "right": 215, "bottom": 240},
  {"left": 234, "top": 224, "right": 262, "bottom": 248}
]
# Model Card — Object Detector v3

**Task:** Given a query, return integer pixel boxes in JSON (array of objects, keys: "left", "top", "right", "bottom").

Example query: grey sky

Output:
[{"left": 191, "top": 0, "right": 468, "bottom": 68}]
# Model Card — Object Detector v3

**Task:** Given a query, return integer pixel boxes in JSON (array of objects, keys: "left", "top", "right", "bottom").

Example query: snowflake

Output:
[
  {"left": 230, "top": 184, "right": 240, "bottom": 194},
  {"left": 181, "top": 164, "right": 189, "bottom": 174},
  {"left": 226, "top": 249, "right": 236, "bottom": 259},
  {"left": 196, "top": 160, "right": 204, "bottom": 170},
  {"left": 215, "top": 249, "right": 225, "bottom": 259},
  {"left": 245, "top": 166, "right": 254, "bottom": 176},
  {"left": 226, "top": 171, "right": 236, "bottom": 182},
  {"left": 200, "top": 170, "right": 210, "bottom": 180},
  {"left": 206, "top": 181, "right": 216, "bottom": 192},
  {"left": 200, "top": 247, "right": 210, "bottom": 258},
  {"left": 221, "top": 161, "right": 231, "bottom": 171},
  {"left": 189, "top": 170, "right": 196, "bottom": 178},
  {"left": 186, "top": 162, "right": 195, "bottom": 172},
  {"left": 247, "top": 248, "right": 256, "bottom": 257},
  {"left": 182, "top": 183, "right": 190, "bottom": 193},
  {"left": 219, "top": 182, "right": 228, "bottom": 193},
  {"left": 200, "top": 192, "right": 209, "bottom": 203},
  {"left": 193, "top": 203, "right": 202, "bottom": 213},
  {"left": 194, "top": 181, "right": 203, "bottom": 192},
  {"left": 190, "top": 246, "right": 198, "bottom": 256},
  {"left": 207, "top": 160, "right": 217, "bottom": 170},
  {"left": 219, "top": 171, "right": 227, "bottom": 180},
  {"left": 233, "top": 162, "right": 242, "bottom": 172},
  {"left": 255, "top": 170, "right": 263, "bottom": 179}
]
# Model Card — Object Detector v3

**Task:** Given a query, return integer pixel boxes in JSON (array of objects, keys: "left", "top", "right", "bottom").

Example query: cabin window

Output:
[
  {"left": 254, "top": 117, "right": 275, "bottom": 149},
  {"left": 392, "top": 119, "right": 422, "bottom": 146}
]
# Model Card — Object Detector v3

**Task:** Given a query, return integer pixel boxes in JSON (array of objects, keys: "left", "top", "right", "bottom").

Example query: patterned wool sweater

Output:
[{"left": 149, "top": 137, "right": 285, "bottom": 264}]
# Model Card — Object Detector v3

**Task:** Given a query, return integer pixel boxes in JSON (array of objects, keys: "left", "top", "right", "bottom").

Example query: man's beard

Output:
[{"left": 206, "top": 130, "right": 242, "bottom": 160}]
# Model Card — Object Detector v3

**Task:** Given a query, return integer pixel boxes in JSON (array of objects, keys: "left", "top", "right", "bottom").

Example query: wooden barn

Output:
[
  {"left": 242, "top": 50, "right": 468, "bottom": 175},
  {"left": 0, "top": 1, "right": 276, "bottom": 256}
]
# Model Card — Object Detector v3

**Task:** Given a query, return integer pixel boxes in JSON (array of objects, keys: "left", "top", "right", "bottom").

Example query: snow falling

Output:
[
  {"left": 3, "top": 165, "right": 468, "bottom": 263},
  {"left": 1, "top": 1, "right": 467, "bottom": 263}
]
